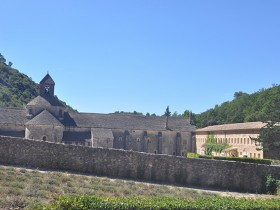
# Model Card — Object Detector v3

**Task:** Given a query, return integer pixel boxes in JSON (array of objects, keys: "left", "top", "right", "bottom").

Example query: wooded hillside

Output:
[
  {"left": 0, "top": 53, "right": 75, "bottom": 111},
  {"left": 193, "top": 86, "right": 280, "bottom": 128},
  {"left": 1, "top": 52, "right": 279, "bottom": 125}
]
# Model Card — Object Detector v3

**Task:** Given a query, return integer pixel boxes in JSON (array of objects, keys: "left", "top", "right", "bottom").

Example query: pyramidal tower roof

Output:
[
  {"left": 25, "top": 110, "right": 63, "bottom": 126},
  {"left": 40, "top": 73, "right": 55, "bottom": 85}
]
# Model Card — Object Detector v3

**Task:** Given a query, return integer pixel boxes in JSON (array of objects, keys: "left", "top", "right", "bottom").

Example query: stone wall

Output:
[
  {"left": 112, "top": 129, "right": 192, "bottom": 156},
  {"left": 0, "top": 135, "right": 280, "bottom": 193}
]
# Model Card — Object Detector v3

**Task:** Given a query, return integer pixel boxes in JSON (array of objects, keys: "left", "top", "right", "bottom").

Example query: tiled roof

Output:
[
  {"left": 196, "top": 122, "right": 266, "bottom": 132},
  {"left": 27, "top": 96, "right": 64, "bottom": 107},
  {"left": 91, "top": 128, "right": 113, "bottom": 139},
  {"left": 0, "top": 108, "right": 27, "bottom": 125},
  {"left": 0, "top": 130, "right": 25, "bottom": 138},
  {"left": 25, "top": 110, "right": 63, "bottom": 126},
  {"left": 40, "top": 73, "right": 55, "bottom": 85},
  {"left": 67, "top": 112, "right": 195, "bottom": 131},
  {"left": 0, "top": 108, "right": 194, "bottom": 132},
  {"left": 62, "top": 131, "right": 91, "bottom": 141}
]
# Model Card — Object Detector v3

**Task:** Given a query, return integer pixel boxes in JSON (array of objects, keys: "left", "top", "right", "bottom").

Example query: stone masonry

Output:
[{"left": 1, "top": 135, "right": 280, "bottom": 193}]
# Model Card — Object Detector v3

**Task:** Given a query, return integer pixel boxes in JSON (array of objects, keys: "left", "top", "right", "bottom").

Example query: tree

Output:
[
  {"left": 204, "top": 134, "right": 230, "bottom": 156},
  {"left": 234, "top": 91, "right": 245, "bottom": 99},
  {"left": 172, "top": 111, "right": 178, "bottom": 117},
  {"left": 164, "top": 106, "right": 171, "bottom": 117},
  {"left": 0, "top": 53, "right": 6, "bottom": 64},
  {"left": 8, "top": 62, "right": 13, "bottom": 67},
  {"left": 251, "top": 121, "right": 280, "bottom": 153}
]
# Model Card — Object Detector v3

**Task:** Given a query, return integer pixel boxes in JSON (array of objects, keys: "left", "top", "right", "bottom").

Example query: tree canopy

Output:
[
  {"left": 0, "top": 53, "right": 76, "bottom": 111},
  {"left": 189, "top": 86, "right": 280, "bottom": 127}
]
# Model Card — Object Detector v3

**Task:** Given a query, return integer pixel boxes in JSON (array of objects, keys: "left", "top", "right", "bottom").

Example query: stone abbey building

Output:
[{"left": 0, "top": 74, "right": 195, "bottom": 156}]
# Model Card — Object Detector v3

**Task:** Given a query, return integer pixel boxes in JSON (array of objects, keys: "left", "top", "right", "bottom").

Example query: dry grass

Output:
[{"left": 0, "top": 165, "right": 215, "bottom": 209}]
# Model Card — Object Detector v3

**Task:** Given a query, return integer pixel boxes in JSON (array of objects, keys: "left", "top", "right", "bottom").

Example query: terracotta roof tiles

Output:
[{"left": 196, "top": 122, "right": 266, "bottom": 132}]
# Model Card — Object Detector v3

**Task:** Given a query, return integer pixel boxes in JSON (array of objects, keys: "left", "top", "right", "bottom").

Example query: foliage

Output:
[
  {"left": 199, "top": 155, "right": 273, "bottom": 165},
  {"left": 0, "top": 53, "right": 6, "bottom": 64},
  {"left": 164, "top": 105, "right": 171, "bottom": 117},
  {"left": 186, "top": 152, "right": 200, "bottom": 158},
  {"left": 0, "top": 62, "right": 39, "bottom": 107},
  {"left": 38, "top": 195, "right": 280, "bottom": 210},
  {"left": 204, "top": 134, "right": 230, "bottom": 155},
  {"left": 190, "top": 85, "right": 280, "bottom": 127},
  {"left": 187, "top": 153, "right": 273, "bottom": 165},
  {"left": 265, "top": 175, "right": 280, "bottom": 195},
  {"left": 113, "top": 111, "right": 144, "bottom": 115},
  {"left": 251, "top": 121, "right": 280, "bottom": 152},
  {"left": 0, "top": 53, "right": 76, "bottom": 111}
]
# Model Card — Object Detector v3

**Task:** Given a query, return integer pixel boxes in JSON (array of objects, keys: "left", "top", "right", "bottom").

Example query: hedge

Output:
[
  {"left": 38, "top": 195, "right": 280, "bottom": 210},
  {"left": 187, "top": 153, "right": 272, "bottom": 165}
]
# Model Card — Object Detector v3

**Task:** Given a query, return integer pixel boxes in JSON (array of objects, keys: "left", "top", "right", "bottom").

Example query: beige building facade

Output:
[{"left": 196, "top": 122, "right": 265, "bottom": 158}]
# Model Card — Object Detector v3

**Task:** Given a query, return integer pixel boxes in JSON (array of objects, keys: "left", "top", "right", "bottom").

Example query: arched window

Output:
[{"left": 42, "top": 136, "right": 47, "bottom": 141}]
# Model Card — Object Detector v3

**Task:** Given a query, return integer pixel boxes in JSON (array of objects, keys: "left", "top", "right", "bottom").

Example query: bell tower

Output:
[{"left": 40, "top": 73, "right": 55, "bottom": 97}]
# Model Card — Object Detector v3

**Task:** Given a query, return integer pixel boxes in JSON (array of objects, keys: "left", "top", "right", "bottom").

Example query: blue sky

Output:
[{"left": 1, "top": 0, "right": 280, "bottom": 115}]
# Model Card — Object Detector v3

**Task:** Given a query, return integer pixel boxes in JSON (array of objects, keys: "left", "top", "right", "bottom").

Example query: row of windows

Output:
[
  {"left": 240, "top": 152, "right": 261, "bottom": 158},
  {"left": 197, "top": 137, "right": 256, "bottom": 145}
]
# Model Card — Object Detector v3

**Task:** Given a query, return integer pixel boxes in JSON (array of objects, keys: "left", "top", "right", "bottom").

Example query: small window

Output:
[
  {"left": 173, "top": 152, "right": 176, "bottom": 155},
  {"left": 137, "top": 138, "right": 140, "bottom": 142},
  {"left": 87, "top": 142, "right": 91, "bottom": 146},
  {"left": 154, "top": 150, "right": 157, "bottom": 154},
  {"left": 42, "top": 136, "right": 47, "bottom": 141},
  {"left": 59, "top": 109, "right": 63, "bottom": 117},
  {"left": 118, "top": 137, "right": 122, "bottom": 141},
  {"left": 28, "top": 109, "right": 32, "bottom": 115},
  {"left": 258, "top": 154, "right": 260, "bottom": 158}
]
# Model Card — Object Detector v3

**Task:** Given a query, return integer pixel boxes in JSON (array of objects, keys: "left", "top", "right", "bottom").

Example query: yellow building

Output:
[{"left": 196, "top": 122, "right": 265, "bottom": 158}]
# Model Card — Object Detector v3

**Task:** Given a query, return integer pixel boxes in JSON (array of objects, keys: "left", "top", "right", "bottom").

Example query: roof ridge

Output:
[
  {"left": 26, "top": 110, "right": 63, "bottom": 126},
  {"left": 0, "top": 107, "right": 25, "bottom": 111}
]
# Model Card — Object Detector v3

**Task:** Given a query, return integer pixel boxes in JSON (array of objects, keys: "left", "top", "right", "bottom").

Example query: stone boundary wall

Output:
[{"left": 1, "top": 135, "right": 280, "bottom": 193}]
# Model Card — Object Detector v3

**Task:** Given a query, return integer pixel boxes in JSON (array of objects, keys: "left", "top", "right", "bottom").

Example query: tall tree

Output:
[
  {"left": 0, "top": 53, "right": 6, "bottom": 64},
  {"left": 164, "top": 106, "right": 171, "bottom": 130},
  {"left": 164, "top": 106, "right": 171, "bottom": 117},
  {"left": 251, "top": 121, "right": 280, "bottom": 158}
]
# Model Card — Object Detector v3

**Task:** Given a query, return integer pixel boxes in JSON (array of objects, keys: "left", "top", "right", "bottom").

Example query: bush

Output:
[
  {"left": 37, "top": 195, "right": 280, "bottom": 210},
  {"left": 187, "top": 153, "right": 272, "bottom": 165},
  {"left": 265, "top": 175, "right": 280, "bottom": 195},
  {"left": 186, "top": 153, "right": 200, "bottom": 158}
]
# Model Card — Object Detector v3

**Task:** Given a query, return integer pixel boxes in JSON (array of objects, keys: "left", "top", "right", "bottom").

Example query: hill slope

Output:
[
  {"left": 193, "top": 86, "right": 280, "bottom": 127},
  {"left": 0, "top": 54, "right": 75, "bottom": 111}
]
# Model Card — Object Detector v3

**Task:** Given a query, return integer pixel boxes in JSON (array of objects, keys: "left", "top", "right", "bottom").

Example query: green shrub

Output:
[
  {"left": 36, "top": 195, "right": 280, "bottom": 210},
  {"left": 190, "top": 154, "right": 273, "bottom": 165},
  {"left": 186, "top": 153, "right": 200, "bottom": 158},
  {"left": 265, "top": 175, "right": 280, "bottom": 195}
]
